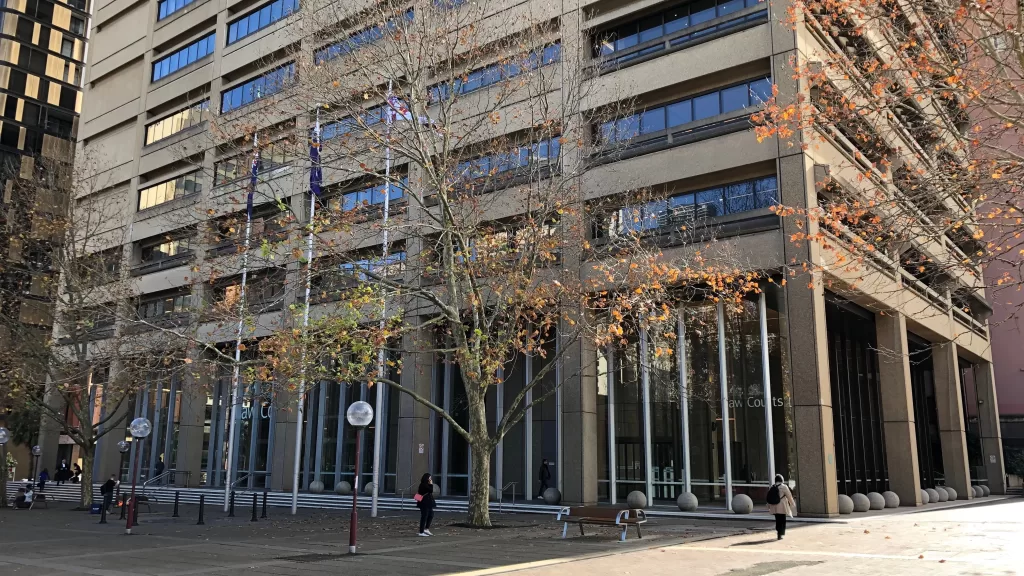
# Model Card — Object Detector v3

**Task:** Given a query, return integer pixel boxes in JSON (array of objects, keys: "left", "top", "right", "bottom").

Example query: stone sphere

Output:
[
  {"left": 943, "top": 487, "right": 958, "bottom": 501},
  {"left": 925, "top": 488, "right": 940, "bottom": 503},
  {"left": 433, "top": 484, "right": 441, "bottom": 496},
  {"left": 364, "top": 482, "right": 375, "bottom": 495},
  {"left": 334, "top": 481, "right": 352, "bottom": 495},
  {"left": 837, "top": 494, "right": 854, "bottom": 514},
  {"left": 920, "top": 489, "right": 930, "bottom": 504},
  {"left": 542, "top": 487, "right": 561, "bottom": 505},
  {"left": 677, "top": 492, "right": 699, "bottom": 512},
  {"left": 972, "top": 485, "right": 984, "bottom": 498},
  {"left": 626, "top": 490, "right": 647, "bottom": 509},
  {"left": 935, "top": 487, "right": 949, "bottom": 502},
  {"left": 488, "top": 486, "right": 497, "bottom": 501},
  {"left": 851, "top": 493, "right": 870, "bottom": 512},
  {"left": 882, "top": 491, "right": 900, "bottom": 508},
  {"left": 867, "top": 492, "right": 885, "bottom": 510},
  {"left": 980, "top": 485, "right": 991, "bottom": 497},
  {"left": 308, "top": 480, "right": 324, "bottom": 494},
  {"left": 732, "top": 494, "right": 754, "bottom": 514}
]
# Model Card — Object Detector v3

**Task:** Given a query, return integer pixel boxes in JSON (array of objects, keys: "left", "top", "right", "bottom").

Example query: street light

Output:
[
  {"left": 125, "top": 418, "right": 151, "bottom": 535},
  {"left": 31, "top": 445, "right": 41, "bottom": 485},
  {"left": 0, "top": 427, "right": 8, "bottom": 509},
  {"left": 346, "top": 401, "right": 373, "bottom": 554}
]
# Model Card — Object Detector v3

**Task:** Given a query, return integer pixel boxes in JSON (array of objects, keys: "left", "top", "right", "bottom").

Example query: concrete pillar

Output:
[
  {"left": 560, "top": 325, "right": 599, "bottom": 505},
  {"left": 875, "top": 313, "right": 922, "bottom": 505},
  {"left": 37, "top": 374, "right": 64, "bottom": 472},
  {"left": 974, "top": 362, "right": 1007, "bottom": 494},
  {"left": 932, "top": 342, "right": 972, "bottom": 499},
  {"left": 394, "top": 322, "right": 434, "bottom": 492},
  {"left": 175, "top": 364, "right": 208, "bottom": 488},
  {"left": 778, "top": 155, "right": 839, "bottom": 517},
  {"left": 270, "top": 388, "right": 298, "bottom": 492}
]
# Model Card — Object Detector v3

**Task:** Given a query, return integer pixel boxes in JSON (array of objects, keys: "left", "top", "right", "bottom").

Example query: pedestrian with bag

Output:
[
  {"left": 100, "top": 474, "right": 117, "bottom": 513},
  {"left": 766, "top": 474, "right": 796, "bottom": 540},
  {"left": 415, "top": 473, "right": 436, "bottom": 537}
]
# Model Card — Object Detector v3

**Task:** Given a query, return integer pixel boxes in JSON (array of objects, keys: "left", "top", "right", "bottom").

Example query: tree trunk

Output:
[
  {"left": 465, "top": 387, "right": 493, "bottom": 527},
  {"left": 79, "top": 447, "right": 94, "bottom": 509}
]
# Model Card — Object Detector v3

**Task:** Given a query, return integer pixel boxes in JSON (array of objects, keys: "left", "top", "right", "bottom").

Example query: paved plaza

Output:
[{"left": 0, "top": 497, "right": 1020, "bottom": 575}]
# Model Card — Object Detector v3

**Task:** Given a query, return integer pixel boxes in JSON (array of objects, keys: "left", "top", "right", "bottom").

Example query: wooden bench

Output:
[{"left": 556, "top": 506, "right": 647, "bottom": 541}]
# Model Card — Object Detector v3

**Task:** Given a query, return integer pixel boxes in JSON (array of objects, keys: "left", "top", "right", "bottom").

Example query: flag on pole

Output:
[
  {"left": 309, "top": 123, "right": 322, "bottom": 197},
  {"left": 247, "top": 139, "right": 261, "bottom": 218}
]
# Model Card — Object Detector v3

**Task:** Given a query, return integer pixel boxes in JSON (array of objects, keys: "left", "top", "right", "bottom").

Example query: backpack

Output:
[{"left": 766, "top": 484, "right": 782, "bottom": 505}]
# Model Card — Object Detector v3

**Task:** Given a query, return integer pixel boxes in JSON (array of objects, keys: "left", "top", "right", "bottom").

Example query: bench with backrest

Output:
[{"left": 556, "top": 506, "right": 647, "bottom": 541}]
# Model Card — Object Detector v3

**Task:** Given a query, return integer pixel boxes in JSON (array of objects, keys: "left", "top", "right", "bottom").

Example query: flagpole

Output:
[
  {"left": 224, "top": 131, "right": 258, "bottom": 511},
  {"left": 370, "top": 80, "right": 395, "bottom": 518},
  {"left": 291, "top": 111, "right": 320, "bottom": 514}
]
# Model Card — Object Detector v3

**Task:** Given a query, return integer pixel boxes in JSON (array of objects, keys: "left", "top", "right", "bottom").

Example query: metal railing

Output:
[
  {"left": 497, "top": 481, "right": 518, "bottom": 513},
  {"left": 397, "top": 482, "right": 419, "bottom": 511},
  {"left": 141, "top": 470, "right": 191, "bottom": 501}
]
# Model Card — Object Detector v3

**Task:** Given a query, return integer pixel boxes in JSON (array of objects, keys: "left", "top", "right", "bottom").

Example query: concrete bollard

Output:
[
  {"left": 251, "top": 493, "right": 258, "bottom": 522},
  {"left": 197, "top": 494, "right": 205, "bottom": 525},
  {"left": 172, "top": 491, "right": 180, "bottom": 518}
]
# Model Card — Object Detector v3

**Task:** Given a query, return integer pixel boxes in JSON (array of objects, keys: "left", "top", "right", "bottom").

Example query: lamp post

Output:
[
  {"left": 125, "top": 418, "right": 151, "bottom": 535},
  {"left": 346, "top": 401, "right": 373, "bottom": 554},
  {"left": 31, "top": 445, "right": 40, "bottom": 485},
  {"left": 0, "top": 427, "right": 9, "bottom": 508}
]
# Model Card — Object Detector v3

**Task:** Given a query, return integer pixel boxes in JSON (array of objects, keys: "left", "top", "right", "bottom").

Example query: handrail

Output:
[
  {"left": 497, "top": 481, "right": 518, "bottom": 513},
  {"left": 230, "top": 473, "right": 251, "bottom": 490},
  {"left": 141, "top": 470, "right": 191, "bottom": 499},
  {"left": 397, "top": 482, "right": 419, "bottom": 511}
]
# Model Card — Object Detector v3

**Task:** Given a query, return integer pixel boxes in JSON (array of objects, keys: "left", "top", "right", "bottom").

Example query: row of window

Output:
[
  {"left": 455, "top": 137, "right": 561, "bottom": 181},
  {"left": 221, "top": 63, "right": 295, "bottom": 113},
  {"left": 599, "top": 76, "right": 771, "bottom": 144},
  {"left": 138, "top": 170, "right": 203, "bottom": 211},
  {"left": 321, "top": 102, "right": 391, "bottom": 141},
  {"left": 602, "top": 175, "right": 778, "bottom": 238},
  {"left": 137, "top": 293, "right": 192, "bottom": 320},
  {"left": 430, "top": 43, "right": 562, "bottom": 102},
  {"left": 214, "top": 140, "right": 292, "bottom": 186},
  {"left": 314, "top": 9, "right": 414, "bottom": 64},
  {"left": 140, "top": 237, "right": 192, "bottom": 263},
  {"left": 145, "top": 100, "right": 209, "bottom": 145},
  {"left": 157, "top": 0, "right": 199, "bottom": 21},
  {"left": 152, "top": 33, "right": 216, "bottom": 82},
  {"left": 327, "top": 178, "right": 407, "bottom": 212},
  {"left": 227, "top": 0, "right": 298, "bottom": 45},
  {"left": 595, "top": 0, "right": 764, "bottom": 59}
]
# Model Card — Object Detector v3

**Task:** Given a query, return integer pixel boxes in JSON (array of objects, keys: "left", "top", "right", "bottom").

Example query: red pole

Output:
[
  {"left": 349, "top": 428, "right": 362, "bottom": 554},
  {"left": 125, "top": 444, "right": 141, "bottom": 535}
]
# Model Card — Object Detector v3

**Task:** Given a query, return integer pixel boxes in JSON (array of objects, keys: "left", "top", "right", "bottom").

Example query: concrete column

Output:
[
  {"left": 394, "top": 321, "right": 434, "bottom": 492},
  {"left": 973, "top": 362, "right": 1007, "bottom": 494},
  {"left": 560, "top": 324, "right": 599, "bottom": 505},
  {"left": 37, "top": 374, "right": 64, "bottom": 471},
  {"left": 932, "top": 342, "right": 972, "bottom": 499},
  {"left": 875, "top": 313, "right": 922, "bottom": 505},
  {"left": 175, "top": 362, "right": 208, "bottom": 489},
  {"left": 779, "top": 154, "right": 838, "bottom": 517},
  {"left": 271, "top": 388, "right": 297, "bottom": 492}
]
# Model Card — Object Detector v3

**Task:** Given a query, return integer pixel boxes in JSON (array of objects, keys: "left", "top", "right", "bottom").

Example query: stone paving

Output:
[{"left": 0, "top": 496, "right": 1020, "bottom": 575}]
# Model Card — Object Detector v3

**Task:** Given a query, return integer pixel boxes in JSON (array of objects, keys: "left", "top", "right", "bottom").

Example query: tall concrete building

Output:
[
  {"left": 0, "top": 0, "right": 89, "bottom": 444},
  {"left": 59, "top": 0, "right": 1006, "bottom": 515}
]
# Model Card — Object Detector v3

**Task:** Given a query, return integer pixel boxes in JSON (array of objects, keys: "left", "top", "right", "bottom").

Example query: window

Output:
[
  {"left": 145, "top": 100, "right": 209, "bottom": 145},
  {"left": 157, "top": 0, "right": 198, "bottom": 21},
  {"left": 81, "top": 248, "right": 121, "bottom": 286},
  {"left": 315, "top": 9, "right": 414, "bottom": 64},
  {"left": 220, "top": 63, "right": 295, "bottom": 113},
  {"left": 327, "top": 178, "right": 407, "bottom": 212},
  {"left": 137, "top": 292, "right": 192, "bottom": 320},
  {"left": 430, "top": 43, "right": 561, "bottom": 101},
  {"left": 138, "top": 170, "right": 203, "bottom": 210},
  {"left": 140, "top": 236, "right": 192, "bottom": 263},
  {"left": 595, "top": 0, "right": 765, "bottom": 64},
  {"left": 321, "top": 103, "right": 389, "bottom": 141},
  {"left": 214, "top": 139, "right": 292, "bottom": 186},
  {"left": 433, "top": 0, "right": 466, "bottom": 8},
  {"left": 61, "top": 39, "right": 74, "bottom": 57},
  {"left": 598, "top": 76, "right": 771, "bottom": 145},
  {"left": 227, "top": 0, "right": 298, "bottom": 45},
  {"left": 70, "top": 16, "right": 86, "bottom": 35},
  {"left": 152, "top": 33, "right": 215, "bottom": 82},
  {"left": 454, "top": 137, "right": 561, "bottom": 185}
]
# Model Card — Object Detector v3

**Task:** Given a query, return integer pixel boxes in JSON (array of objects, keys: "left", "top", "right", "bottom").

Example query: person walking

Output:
[
  {"left": 37, "top": 468, "right": 49, "bottom": 492},
  {"left": 416, "top": 473, "right": 436, "bottom": 537},
  {"left": 537, "top": 458, "right": 551, "bottom": 498},
  {"left": 766, "top": 474, "right": 796, "bottom": 540},
  {"left": 100, "top": 475, "right": 117, "bottom": 513},
  {"left": 56, "top": 459, "right": 69, "bottom": 486},
  {"left": 154, "top": 456, "right": 165, "bottom": 485}
]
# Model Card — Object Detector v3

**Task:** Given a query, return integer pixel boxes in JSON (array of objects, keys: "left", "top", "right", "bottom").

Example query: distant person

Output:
[
  {"left": 15, "top": 484, "right": 34, "bottom": 509},
  {"left": 537, "top": 458, "right": 552, "bottom": 498},
  {"left": 766, "top": 474, "right": 796, "bottom": 540},
  {"left": 56, "top": 459, "right": 69, "bottom": 485},
  {"left": 38, "top": 468, "right": 49, "bottom": 492},
  {"left": 155, "top": 457, "right": 165, "bottom": 484},
  {"left": 416, "top": 473, "right": 436, "bottom": 537},
  {"left": 100, "top": 475, "right": 117, "bottom": 512},
  {"left": 72, "top": 463, "right": 83, "bottom": 484}
]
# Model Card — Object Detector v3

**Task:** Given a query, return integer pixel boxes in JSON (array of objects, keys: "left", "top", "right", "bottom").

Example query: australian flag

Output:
[
  {"left": 247, "top": 141, "right": 261, "bottom": 218},
  {"left": 310, "top": 123, "right": 322, "bottom": 197}
]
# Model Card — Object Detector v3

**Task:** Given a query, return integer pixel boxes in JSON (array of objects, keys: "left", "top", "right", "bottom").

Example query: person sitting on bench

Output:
[{"left": 14, "top": 484, "right": 34, "bottom": 509}]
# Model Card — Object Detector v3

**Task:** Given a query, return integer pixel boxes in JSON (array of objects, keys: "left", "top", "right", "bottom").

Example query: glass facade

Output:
[
  {"left": 599, "top": 290, "right": 794, "bottom": 509},
  {"left": 959, "top": 360, "right": 987, "bottom": 483},
  {"left": 227, "top": 0, "right": 298, "bottom": 45},
  {"left": 152, "top": 33, "right": 216, "bottom": 82},
  {"left": 203, "top": 360, "right": 276, "bottom": 489},
  {"left": 909, "top": 336, "right": 944, "bottom": 488}
]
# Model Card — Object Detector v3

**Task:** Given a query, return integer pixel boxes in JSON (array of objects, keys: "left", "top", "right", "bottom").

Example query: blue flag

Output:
[
  {"left": 310, "top": 124, "right": 322, "bottom": 197},
  {"left": 247, "top": 143, "right": 260, "bottom": 218}
]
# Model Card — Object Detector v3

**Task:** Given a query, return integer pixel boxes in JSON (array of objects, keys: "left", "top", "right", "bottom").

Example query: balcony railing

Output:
[{"left": 130, "top": 252, "right": 194, "bottom": 277}]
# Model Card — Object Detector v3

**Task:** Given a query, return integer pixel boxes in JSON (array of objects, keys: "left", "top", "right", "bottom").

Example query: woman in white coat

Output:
[{"left": 766, "top": 474, "right": 796, "bottom": 540}]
